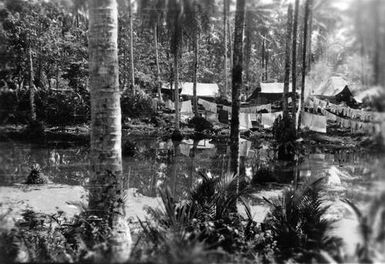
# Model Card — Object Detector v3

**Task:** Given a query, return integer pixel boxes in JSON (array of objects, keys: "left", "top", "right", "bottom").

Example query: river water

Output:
[
  {"left": 0, "top": 137, "right": 383, "bottom": 200},
  {"left": 0, "top": 137, "right": 384, "bottom": 254}
]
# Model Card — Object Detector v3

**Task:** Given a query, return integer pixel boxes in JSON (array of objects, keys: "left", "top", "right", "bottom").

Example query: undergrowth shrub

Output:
[
  {"left": 122, "top": 139, "right": 137, "bottom": 157},
  {"left": 0, "top": 89, "right": 90, "bottom": 126},
  {"left": 25, "top": 164, "right": 49, "bottom": 184},
  {"left": 121, "top": 90, "right": 155, "bottom": 118},
  {"left": 188, "top": 116, "right": 213, "bottom": 132},
  {"left": 263, "top": 177, "right": 343, "bottom": 263},
  {"left": 272, "top": 115, "right": 300, "bottom": 161},
  {"left": 137, "top": 173, "right": 267, "bottom": 262}
]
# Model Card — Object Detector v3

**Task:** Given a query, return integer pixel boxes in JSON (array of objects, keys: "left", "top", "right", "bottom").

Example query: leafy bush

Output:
[
  {"left": 138, "top": 173, "right": 262, "bottom": 262},
  {"left": 251, "top": 166, "right": 275, "bottom": 185},
  {"left": 343, "top": 192, "right": 385, "bottom": 263},
  {"left": 0, "top": 89, "right": 90, "bottom": 126},
  {"left": 121, "top": 90, "right": 155, "bottom": 119},
  {"left": 122, "top": 139, "right": 137, "bottom": 157},
  {"left": 0, "top": 207, "right": 120, "bottom": 263},
  {"left": 272, "top": 114, "right": 298, "bottom": 161},
  {"left": 25, "top": 163, "right": 49, "bottom": 184},
  {"left": 263, "top": 177, "right": 343, "bottom": 263},
  {"left": 188, "top": 116, "right": 213, "bottom": 132},
  {"left": 37, "top": 89, "right": 90, "bottom": 126}
]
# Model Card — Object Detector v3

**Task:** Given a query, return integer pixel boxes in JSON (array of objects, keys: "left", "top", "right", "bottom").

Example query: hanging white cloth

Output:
[
  {"left": 300, "top": 112, "right": 327, "bottom": 133},
  {"left": 261, "top": 112, "right": 283, "bottom": 128},
  {"left": 180, "top": 100, "right": 193, "bottom": 114},
  {"left": 239, "top": 113, "right": 252, "bottom": 130},
  {"left": 198, "top": 99, "right": 217, "bottom": 113}
]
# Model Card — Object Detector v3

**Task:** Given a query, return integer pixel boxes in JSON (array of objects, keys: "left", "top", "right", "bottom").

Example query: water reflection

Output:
[
  {"left": 0, "top": 139, "right": 383, "bottom": 205},
  {"left": 0, "top": 142, "right": 90, "bottom": 185}
]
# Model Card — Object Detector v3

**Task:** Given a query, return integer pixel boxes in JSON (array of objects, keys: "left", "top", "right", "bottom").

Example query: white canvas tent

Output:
[
  {"left": 313, "top": 77, "right": 348, "bottom": 96},
  {"left": 180, "top": 82, "right": 219, "bottom": 98}
]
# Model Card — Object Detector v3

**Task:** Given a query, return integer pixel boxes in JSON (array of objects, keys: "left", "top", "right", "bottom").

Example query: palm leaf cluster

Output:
[
  {"left": 263, "top": 177, "right": 342, "bottom": 262},
  {"left": 138, "top": 172, "right": 259, "bottom": 261},
  {"left": 343, "top": 191, "right": 385, "bottom": 263}
]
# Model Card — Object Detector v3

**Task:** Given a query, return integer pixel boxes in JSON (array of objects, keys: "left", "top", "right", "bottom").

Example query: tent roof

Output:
[
  {"left": 161, "top": 83, "right": 181, "bottom": 90},
  {"left": 315, "top": 77, "right": 348, "bottom": 96},
  {"left": 180, "top": 82, "right": 219, "bottom": 97},
  {"left": 260, "top": 82, "right": 293, "bottom": 94},
  {"left": 161, "top": 82, "right": 219, "bottom": 98}
]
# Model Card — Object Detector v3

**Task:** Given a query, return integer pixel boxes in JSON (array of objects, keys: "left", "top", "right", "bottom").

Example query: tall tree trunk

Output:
[
  {"left": 28, "top": 46, "right": 36, "bottom": 121},
  {"left": 373, "top": 0, "right": 380, "bottom": 85},
  {"left": 154, "top": 24, "right": 162, "bottom": 100},
  {"left": 193, "top": 29, "right": 199, "bottom": 116},
  {"left": 88, "top": 0, "right": 132, "bottom": 262},
  {"left": 298, "top": 0, "right": 311, "bottom": 131},
  {"left": 230, "top": 0, "right": 245, "bottom": 176},
  {"left": 193, "top": 7, "right": 200, "bottom": 117},
  {"left": 306, "top": 1, "right": 313, "bottom": 73},
  {"left": 291, "top": 0, "right": 299, "bottom": 134},
  {"left": 261, "top": 37, "right": 265, "bottom": 81},
  {"left": 264, "top": 49, "right": 269, "bottom": 81},
  {"left": 174, "top": 48, "right": 180, "bottom": 129},
  {"left": 244, "top": 11, "right": 251, "bottom": 97},
  {"left": 172, "top": 9, "right": 181, "bottom": 130},
  {"left": 228, "top": 10, "right": 233, "bottom": 79},
  {"left": 283, "top": 4, "right": 293, "bottom": 119},
  {"left": 223, "top": 0, "right": 228, "bottom": 97},
  {"left": 128, "top": 0, "right": 135, "bottom": 95},
  {"left": 56, "top": 55, "right": 60, "bottom": 90},
  {"left": 297, "top": 18, "right": 303, "bottom": 74}
]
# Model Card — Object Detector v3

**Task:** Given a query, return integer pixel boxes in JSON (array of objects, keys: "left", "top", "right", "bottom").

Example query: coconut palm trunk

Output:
[
  {"left": 173, "top": 49, "right": 180, "bottom": 129},
  {"left": 230, "top": 0, "right": 245, "bottom": 176},
  {"left": 28, "top": 46, "right": 36, "bottom": 121},
  {"left": 291, "top": 0, "right": 299, "bottom": 134},
  {"left": 264, "top": 48, "right": 269, "bottom": 81},
  {"left": 193, "top": 12, "right": 200, "bottom": 116},
  {"left": 306, "top": 1, "right": 313, "bottom": 73},
  {"left": 128, "top": 0, "right": 135, "bottom": 95},
  {"left": 298, "top": 0, "right": 311, "bottom": 131},
  {"left": 223, "top": 0, "right": 228, "bottom": 97},
  {"left": 283, "top": 4, "right": 293, "bottom": 119},
  {"left": 88, "top": 0, "right": 131, "bottom": 262},
  {"left": 154, "top": 24, "right": 162, "bottom": 101},
  {"left": 228, "top": 8, "right": 233, "bottom": 77},
  {"left": 244, "top": 11, "right": 251, "bottom": 97},
  {"left": 172, "top": 9, "right": 182, "bottom": 130},
  {"left": 373, "top": 0, "right": 380, "bottom": 85}
]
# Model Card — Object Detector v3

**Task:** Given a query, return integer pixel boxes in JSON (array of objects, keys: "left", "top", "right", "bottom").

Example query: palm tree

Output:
[
  {"left": 283, "top": 4, "right": 293, "bottom": 119},
  {"left": 372, "top": 0, "right": 381, "bottom": 86},
  {"left": 28, "top": 46, "right": 36, "bottom": 121},
  {"left": 230, "top": 0, "right": 246, "bottom": 175},
  {"left": 190, "top": 1, "right": 214, "bottom": 116},
  {"left": 138, "top": 0, "right": 165, "bottom": 100},
  {"left": 243, "top": 1, "right": 274, "bottom": 95},
  {"left": 264, "top": 178, "right": 342, "bottom": 262},
  {"left": 88, "top": 0, "right": 131, "bottom": 262},
  {"left": 192, "top": 4, "right": 200, "bottom": 116},
  {"left": 291, "top": 0, "right": 299, "bottom": 134},
  {"left": 128, "top": 0, "right": 135, "bottom": 95},
  {"left": 311, "top": 0, "right": 339, "bottom": 61},
  {"left": 223, "top": 0, "right": 229, "bottom": 98},
  {"left": 298, "top": 0, "right": 311, "bottom": 131},
  {"left": 306, "top": 0, "right": 313, "bottom": 73},
  {"left": 166, "top": 0, "right": 184, "bottom": 130}
]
